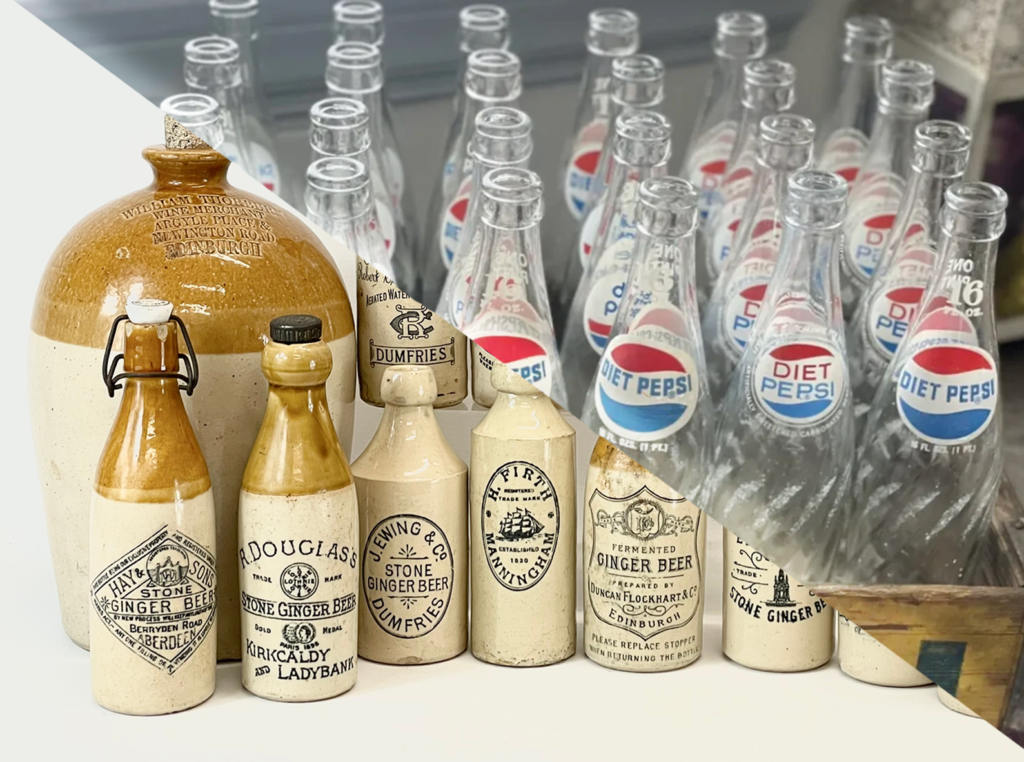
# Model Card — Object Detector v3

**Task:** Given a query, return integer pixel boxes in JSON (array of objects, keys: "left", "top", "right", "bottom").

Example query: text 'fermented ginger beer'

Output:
[
  {"left": 353, "top": 365, "right": 469, "bottom": 664},
  {"left": 837, "top": 614, "right": 930, "bottom": 687},
  {"left": 584, "top": 438, "right": 706, "bottom": 672},
  {"left": 722, "top": 530, "right": 833, "bottom": 672},
  {"left": 90, "top": 300, "right": 216, "bottom": 715},
  {"left": 239, "top": 315, "right": 358, "bottom": 701},
  {"left": 470, "top": 363, "right": 576, "bottom": 665}
]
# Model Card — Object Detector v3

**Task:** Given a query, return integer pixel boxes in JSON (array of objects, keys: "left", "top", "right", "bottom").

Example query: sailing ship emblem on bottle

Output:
[{"left": 481, "top": 461, "right": 560, "bottom": 591}]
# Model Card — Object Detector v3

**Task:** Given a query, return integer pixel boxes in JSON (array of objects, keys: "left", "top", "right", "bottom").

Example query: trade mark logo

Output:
[
  {"left": 867, "top": 285, "right": 925, "bottom": 357},
  {"left": 752, "top": 341, "right": 845, "bottom": 426},
  {"left": 845, "top": 208, "right": 897, "bottom": 281},
  {"left": 897, "top": 344, "right": 998, "bottom": 445}
]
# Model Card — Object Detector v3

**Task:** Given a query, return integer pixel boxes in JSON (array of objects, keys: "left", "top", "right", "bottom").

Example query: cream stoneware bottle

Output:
[
  {"left": 353, "top": 365, "right": 469, "bottom": 664},
  {"left": 722, "top": 529, "right": 834, "bottom": 672},
  {"left": 238, "top": 315, "right": 358, "bottom": 701},
  {"left": 90, "top": 299, "right": 217, "bottom": 716},
  {"left": 30, "top": 117, "right": 355, "bottom": 658},
  {"left": 470, "top": 363, "right": 576, "bottom": 666},
  {"left": 838, "top": 613, "right": 931, "bottom": 687},
  {"left": 584, "top": 438, "right": 706, "bottom": 672}
]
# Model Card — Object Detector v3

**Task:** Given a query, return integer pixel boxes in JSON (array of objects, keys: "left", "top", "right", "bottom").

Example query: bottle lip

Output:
[
  {"left": 615, "top": 110, "right": 672, "bottom": 144},
  {"left": 310, "top": 97, "right": 370, "bottom": 130},
  {"left": 161, "top": 93, "right": 220, "bottom": 129},
  {"left": 878, "top": 58, "right": 934, "bottom": 111},
  {"left": 184, "top": 35, "right": 241, "bottom": 65},
  {"left": 714, "top": 11, "right": 768, "bottom": 59},
  {"left": 612, "top": 53, "right": 665, "bottom": 84},
  {"left": 209, "top": 0, "right": 258, "bottom": 19},
  {"left": 914, "top": 119, "right": 972, "bottom": 155},
  {"left": 759, "top": 113, "right": 815, "bottom": 147},
  {"left": 467, "top": 48, "right": 521, "bottom": 78},
  {"left": 743, "top": 58, "right": 797, "bottom": 88},
  {"left": 333, "top": 0, "right": 383, "bottom": 24},
  {"left": 306, "top": 156, "right": 371, "bottom": 195},
  {"left": 637, "top": 176, "right": 700, "bottom": 236},
  {"left": 328, "top": 40, "right": 383, "bottom": 71},
  {"left": 481, "top": 166, "right": 543, "bottom": 205},
  {"left": 585, "top": 8, "right": 640, "bottom": 55},
  {"left": 381, "top": 365, "right": 439, "bottom": 406},
  {"left": 843, "top": 14, "right": 893, "bottom": 61},
  {"left": 475, "top": 105, "right": 532, "bottom": 139},
  {"left": 784, "top": 169, "right": 848, "bottom": 229},
  {"left": 127, "top": 299, "right": 174, "bottom": 325},
  {"left": 944, "top": 181, "right": 1008, "bottom": 218},
  {"left": 460, "top": 4, "right": 509, "bottom": 32}
]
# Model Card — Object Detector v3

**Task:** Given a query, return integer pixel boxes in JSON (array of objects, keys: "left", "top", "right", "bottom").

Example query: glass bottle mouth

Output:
[
  {"left": 209, "top": 0, "right": 258, "bottom": 19},
  {"left": 614, "top": 111, "right": 672, "bottom": 165},
  {"left": 307, "top": 156, "right": 372, "bottom": 199},
  {"left": 333, "top": 0, "right": 385, "bottom": 46},
  {"left": 785, "top": 170, "right": 848, "bottom": 229},
  {"left": 310, "top": 98, "right": 371, "bottom": 154},
  {"left": 459, "top": 4, "right": 511, "bottom": 52},
  {"left": 161, "top": 94, "right": 224, "bottom": 149},
  {"left": 611, "top": 54, "right": 665, "bottom": 108},
  {"left": 714, "top": 11, "right": 768, "bottom": 59},
  {"left": 843, "top": 15, "right": 893, "bottom": 63},
  {"left": 942, "top": 182, "right": 1008, "bottom": 240},
  {"left": 326, "top": 41, "right": 384, "bottom": 94},
  {"left": 472, "top": 106, "right": 534, "bottom": 165},
  {"left": 878, "top": 59, "right": 934, "bottom": 113},
  {"left": 757, "top": 114, "right": 815, "bottom": 170},
  {"left": 741, "top": 59, "right": 797, "bottom": 110},
  {"left": 184, "top": 36, "right": 243, "bottom": 89},
  {"left": 586, "top": 8, "right": 640, "bottom": 56},
  {"left": 481, "top": 167, "right": 544, "bottom": 228},
  {"left": 185, "top": 35, "right": 241, "bottom": 66},
  {"left": 912, "top": 119, "right": 972, "bottom": 176},
  {"left": 466, "top": 49, "right": 522, "bottom": 100},
  {"left": 637, "top": 176, "right": 700, "bottom": 238}
]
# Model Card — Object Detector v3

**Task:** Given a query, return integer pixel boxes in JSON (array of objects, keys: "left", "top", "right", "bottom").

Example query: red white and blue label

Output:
[
  {"left": 472, "top": 333, "right": 553, "bottom": 395},
  {"left": 596, "top": 332, "right": 699, "bottom": 442},
  {"left": 896, "top": 344, "right": 998, "bottom": 445},
  {"left": 583, "top": 236, "right": 637, "bottom": 353},
  {"left": 687, "top": 122, "right": 736, "bottom": 221},
  {"left": 818, "top": 128, "right": 869, "bottom": 184},
  {"left": 709, "top": 166, "right": 754, "bottom": 276},
  {"left": 564, "top": 120, "right": 608, "bottom": 220},
  {"left": 867, "top": 284, "right": 925, "bottom": 358},
  {"left": 752, "top": 341, "right": 846, "bottom": 427},
  {"left": 844, "top": 206, "right": 898, "bottom": 282},
  {"left": 906, "top": 303, "right": 979, "bottom": 352},
  {"left": 578, "top": 200, "right": 604, "bottom": 266},
  {"left": 440, "top": 176, "right": 473, "bottom": 267}
]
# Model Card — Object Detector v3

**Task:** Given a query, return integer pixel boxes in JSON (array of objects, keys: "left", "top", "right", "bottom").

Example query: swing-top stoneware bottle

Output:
[
  {"left": 29, "top": 116, "right": 356, "bottom": 659},
  {"left": 238, "top": 315, "right": 358, "bottom": 701},
  {"left": 352, "top": 365, "right": 469, "bottom": 665},
  {"left": 90, "top": 299, "right": 216, "bottom": 716}
]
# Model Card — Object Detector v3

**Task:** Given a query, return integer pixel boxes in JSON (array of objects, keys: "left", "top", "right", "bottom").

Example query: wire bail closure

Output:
[{"left": 102, "top": 314, "right": 200, "bottom": 398}]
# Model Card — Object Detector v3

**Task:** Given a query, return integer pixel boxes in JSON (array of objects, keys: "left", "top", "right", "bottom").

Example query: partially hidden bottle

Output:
[
  {"left": 462, "top": 167, "right": 565, "bottom": 406},
  {"left": 561, "top": 110, "right": 672, "bottom": 413},
  {"left": 705, "top": 170, "right": 854, "bottom": 584},
  {"left": 723, "top": 530, "right": 834, "bottom": 672},
  {"left": 681, "top": 11, "right": 767, "bottom": 224},
  {"left": 90, "top": 300, "right": 216, "bottom": 715},
  {"left": 700, "top": 59, "right": 796, "bottom": 304},
  {"left": 438, "top": 106, "right": 534, "bottom": 328},
  {"left": 816, "top": 15, "right": 893, "bottom": 183},
  {"left": 307, "top": 156, "right": 467, "bottom": 408},
  {"left": 846, "top": 182, "right": 1005, "bottom": 585},
  {"left": 452, "top": 5, "right": 512, "bottom": 115},
  {"left": 838, "top": 613, "right": 931, "bottom": 687},
  {"left": 239, "top": 315, "right": 358, "bottom": 701},
  {"left": 421, "top": 49, "right": 522, "bottom": 310},
  {"left": 353, "top": 366, "right": 469, "bottom": 664},
  {"left": 470, "top": 363, "right": 576, "bottom": 666},
  {"left": 702, "top": 114, "right": 816, "bottom": 405},
  {"left": 327, "top": 41, "right": 418, "bottom": 296},
  {"left": 583, "top": 438, "right": 706, "bottom": 672},
  {"left": 847, "top": 121, "right": 971, "bottom": 426},
  {"left": 840, "top": 59, "right": 934, "bottom": 316},
  {"left": 160, "top": 93, "right": 225, "bottom": 152},
  {"left": 580, "top": 176, "right": 713, "bottom": 496}
]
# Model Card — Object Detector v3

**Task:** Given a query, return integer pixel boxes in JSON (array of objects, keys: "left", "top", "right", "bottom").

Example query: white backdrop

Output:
[{"left": 0, "top": 2, "right": 1016, "bottom": 759}]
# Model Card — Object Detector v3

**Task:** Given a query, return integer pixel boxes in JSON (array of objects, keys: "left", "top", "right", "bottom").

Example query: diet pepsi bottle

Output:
[
  {"left": 680, "top": 11, "right": 767, "bottom": 225},
  {"left": 580, "top": 177, "right": 713, "bottom": 499},
  {"left": 816, "top": 15, "right": 893, "bottom": 184},
  {"left": 548, "top": 9, "right": 640, "bottom": 314},
  {"left": 438, "top": 106, "right": 533, "bottom": 327},
  {"left": 421, "top": 49, "right": 522, "bottom": 310},
  {"left": 700, "top": 60, "right": 797, "bottom": 305},
  {"left": 845, "top": 182, "right": 1005, "bottom": 585},
  {"left": 462, "top": 167, "right": 566, "bottom": 406},
  {"left": 702, "top": 114, "right": 816, "bottom": 405},
  {"left": 560, "top": 111, "right": 673, "bottom": 414},
  {"left": 705, "top": 170, "right": 854, "bottom": 584},
  {"left": 847, "top": 121, "right": 972, "bottom": 427},
  {"left": 840, "top": 59, "right": 934, "bottom": 316}
]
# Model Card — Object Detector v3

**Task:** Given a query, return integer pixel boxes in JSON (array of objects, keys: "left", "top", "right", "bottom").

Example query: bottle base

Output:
[
  {"left": 358, "top": 646, "right": 467, "bottom": 667},
  {"left": 95, "top": 684, "right": 215, "bottom": 716},
  {"left": 471, "top": 646, "right": 576, "bottom": 668},
  {"left": 722, "top": 650, "right": 832, "bottom": 674}
]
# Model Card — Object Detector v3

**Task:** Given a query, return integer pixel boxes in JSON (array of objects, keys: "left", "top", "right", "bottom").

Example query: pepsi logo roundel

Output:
[
  {"left": 844, "top": 206, "right": 897, "bottom": 282},
  {"left": 866, "top": 284, "right": 924, "bottom": 358},
  {"left": 896, "top": 344, "right": 997, "bottom": 445},
  {"left": 582, "top": 238, "right": 636, "bottom": 353},
  {"left": 578, "top": 201, "right": 603, "bottom": 266},
  {"left": 905, "top": 304, "right": 979, "bottom": 353},
  {"left": 472, "top": 333, "right": 553, "bottom": 395},
  {"left": 752, "top": 340, "right": 846, "bottom": 427},
  {"left": 596, "top": 333, "right": 699, "bottom": 442},
  {"left": 564, "top": 120, "right": 607, "bottom": 220},
  {"left": 440, "top": 178, "right": 473, "bottom": 266}
]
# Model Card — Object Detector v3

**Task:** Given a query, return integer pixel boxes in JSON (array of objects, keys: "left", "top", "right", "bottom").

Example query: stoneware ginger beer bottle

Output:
[
  {"left": 239, "top": 315, "right": 358, "bottom": 701},
  {"left": 90, "top": 300, "right": 216, "bottom": 715},
  {"left": 837, "top": 614, "right": 930, "bottom": 687},
  {"left": 722, "top": 529, "right": 833, "bottom": 672},
  {"left": 584, "top": 438, "right": 706, "bottom": 672},
  {"left": 30, "top": 116, "right": 355, "bottom": 659},
  {"left": 352, "top": 365, "right": 468, "bottom": 664},
  {"left": 470, "top": 363, "right": 576, "bottom": 666}
]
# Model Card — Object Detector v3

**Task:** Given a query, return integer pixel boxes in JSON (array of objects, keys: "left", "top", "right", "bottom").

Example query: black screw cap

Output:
[{"left": 270, "top": 314, "right": 323, "bottom": 344}]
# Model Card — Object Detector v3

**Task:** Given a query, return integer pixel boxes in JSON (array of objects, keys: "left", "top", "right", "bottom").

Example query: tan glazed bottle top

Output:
[
  {"left": 242, "top": 315, "right": 353, "bottom": 496},
  {"left": 491, "top": 363, "right": 541, "bottom": 396},
  {"left": 95, "top": 300, "right": 211, "bottom": 503},
  {"left": 381, "top": 365, "right": 438, "bottom": 407}
]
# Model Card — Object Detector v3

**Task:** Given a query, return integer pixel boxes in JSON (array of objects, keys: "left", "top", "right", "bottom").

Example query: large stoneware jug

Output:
[{"left": 29, "top": 123, "right": 356, "bottom": 659}]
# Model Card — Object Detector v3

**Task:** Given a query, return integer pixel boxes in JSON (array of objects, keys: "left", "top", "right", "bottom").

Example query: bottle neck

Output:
[
  {"left": 463, "top": 220, "right": 548, "bottom": 327},
  {"left": 578, "top": 52, "right": 617, "bottom": 122},
  {"left": 821, "top": 59, "right": 879, "bottom": 140},
  {"left": 212, "top": 14, "right": 258, "bottom": 93},
  {"left": 924, "top": 232, "right": 1000, "bottom": 339},
  {"left": 761, "top": 223, "right": 844, "bottom": 335},
  {"left": 859, "top": 107, "right": 928, "bottom": 185},
  {"left": 376, "top": 402, "right": 440, "bottom": 450}
]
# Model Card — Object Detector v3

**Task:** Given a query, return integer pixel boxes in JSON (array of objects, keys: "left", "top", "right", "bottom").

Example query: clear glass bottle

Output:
[
  {"left": 681, "top": 11, "right": 767, "bottom": 224},
  {"left": 560, "top": 110, "right": 672, "bottom": 413},
  {"left": 702, "top": 114, "right": 816, "bottom": 405},
  {"left": 816, "top": 15, "right": 893, "bottom": 183},
  {"left": 453, "top": 5, "right": 512, "bottom": 118},
  {"left": 421, "top": 49, "right": 522, "bottom": 309},
  {"left": 160, "top": 93, "right": 225, "bottom": 151},
  {"left": 580, "top": 176, "right": 713, "bottom": 498},
  {"left": 846, "top": 182, "right": 1005, "bottom": 585},
  {"left": 705, "top": 170, "right": 854, "bottom": 584},
  {"left": 327, "top": 41, "right": 418, "bottom": 293},
  {"left": 333, "top": 0, "right": 385, "bottom": 44},
  {"left": 438, "top": 106, "right": 533, "bottom": 326},
  {"left": 847, "top": 120, "right": 971, "bottom": 426},
  {"left": 207, "top": 1, "right": 283, "bottom": 192},
  {"left": 462, "top": 167, "right": 565, "bottom": 406},
  {"left": 841, "top": 59, "right": 934, "bottom": 315},
  {"left": 700, "top": 59, "right": 797, "bottom": 304}
]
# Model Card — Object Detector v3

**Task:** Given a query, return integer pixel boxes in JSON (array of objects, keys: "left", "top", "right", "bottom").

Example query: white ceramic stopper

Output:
[{"left": 127, "top": 299, "right": 173, "bottom": 325}]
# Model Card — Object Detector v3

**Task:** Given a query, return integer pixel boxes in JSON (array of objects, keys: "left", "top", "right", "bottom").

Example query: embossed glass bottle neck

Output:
[{"left": 309, "top": 99, "right": 371, "bottom": 162}]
